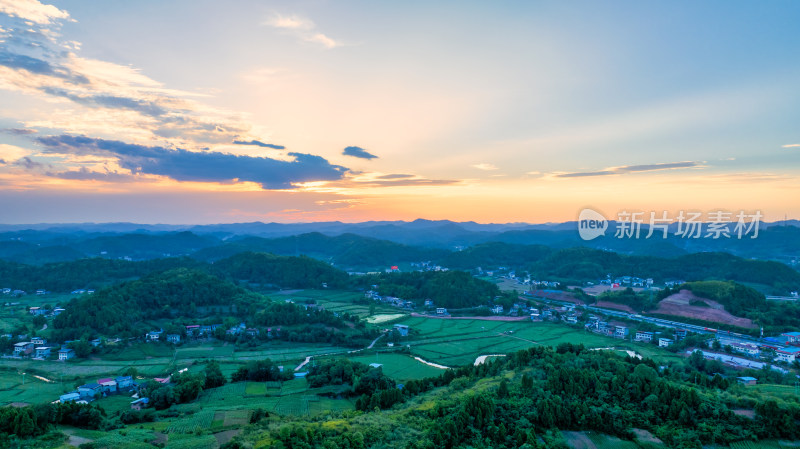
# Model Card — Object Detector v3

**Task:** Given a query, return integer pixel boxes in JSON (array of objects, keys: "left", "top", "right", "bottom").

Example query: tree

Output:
[
  {"left": 497, "top": 379, "right": 509, "bottom": 398},
  {"left": 204, "top": 360, "right": 227, "bottom": 389}
]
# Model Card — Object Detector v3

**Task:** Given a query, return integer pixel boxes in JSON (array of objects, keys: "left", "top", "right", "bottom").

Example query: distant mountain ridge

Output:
[{"left": 0, "top": 219, "right": 798, "bottom": 265}]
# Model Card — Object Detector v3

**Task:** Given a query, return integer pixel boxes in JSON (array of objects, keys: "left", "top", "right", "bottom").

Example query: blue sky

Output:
[{"left": 0, "top": 0, "right": 798, "bottom": 223}]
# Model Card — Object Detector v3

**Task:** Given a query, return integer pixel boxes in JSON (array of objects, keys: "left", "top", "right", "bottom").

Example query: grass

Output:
[
  {"left": 93, "top": 393, "right": 137, "bottom": 415},
  {"left": 347, "top": 353, "right": 444, "bottom": 380},
  {"left": 245, "top": 381, "right": 267, "bottom": 396}
]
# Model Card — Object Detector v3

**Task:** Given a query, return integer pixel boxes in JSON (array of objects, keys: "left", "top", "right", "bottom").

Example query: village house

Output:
[
  {"left": 130, "top": 397, "right": 149, "bottom": 410},
  {"left": 14, "top": 342, "right": 34, "bottom": 355},
  {"left": 52, "top": 307, "right": 65, "bottom": 316},
  {"left": 530, "top": 308, "right": 541, "bottom": 321},
  {"left": 658, "top": 338, "right": 673, "bottom": 348},
  {"left": 491, "top": 305, "right": 504, "bottom": 314},
  {"left": 245, "top": 328, "right": 259, "bottom": 337},
  {"left": 98, "top": 378, "right": 117, "bottom": 394},
  {"left": 731, "top": 343, "right": 760, "bottom": 357},
  {"left": 166, "top": 334, "right": 181, "bottom": 344},
  {"left": 60, "top": 392, "right": 81, "bottom": 403},
  {"left": 77, "top": 383, "right": 103, "bottom": 399},
  {"left": 635, "top": 331, "right": 654, "bottom": 342},
  {"left": 776, "top": 347, "right": 800, "bottom": 364},
  {"left": 436, "top": 307, "right": 447, "bottom": 315},
  {"left": 31, "top": 337, "right": 46, "bottom": 346},
  {"left": 115, "top": 376, "right": 134, "bottom": 390},
  {"left": 146, "top": 330, "right": 162, "bottom": 341},
  {"left": 614, "top": 325, "right": 629, "bottom": 339},
  {"left": 185, "top": 324, "right": 200, "bottom": 336},
  {"left": 58, "top": 348, "right": 75, "bottom": 360},
  {"left": 563, "top": 314, "right": 578, "bottom": 324},
  {"left": 737, "top": 376, "right": 757, "bottom": 386},
  {"left": 34, "top": 346, "right": 51, "bottom": 358},
  {"left": 29, "top": 307, "right": 47, "bottom": 316},
  {"left": 782, "top": 332, "right": 800, "bottom": 344},
  {"left": 90, "top": 338, "right": 102, "bottom": 347},
  {"left": 674, "top": 329, "right": 688, "bottom": 340},
  {"left": 393, "top": 324, "right": 409, "bottom": 336}
]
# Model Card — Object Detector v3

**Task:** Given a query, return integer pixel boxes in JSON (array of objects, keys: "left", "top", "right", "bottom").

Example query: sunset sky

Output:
[{"left": 1, "top": 0, "right": 799, "bottom": 224}]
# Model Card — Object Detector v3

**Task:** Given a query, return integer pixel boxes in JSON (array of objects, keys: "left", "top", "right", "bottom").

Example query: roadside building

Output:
[
  {"left": 781, "top": 332, "right": 800, "bottom": 344},
  {"left": 776, "top": 347, "right": 800, "bottom": 363},
  {"left": 635, "top": 331, "right": 654, "bottom": 342},
  {"left": 58, "top": 348, "right": 75, "bottom": 360}
]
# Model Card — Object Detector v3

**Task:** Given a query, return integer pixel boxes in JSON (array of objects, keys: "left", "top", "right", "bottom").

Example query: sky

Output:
[{"left": 0, "top": 0, "right": 799, "bottom": 224}]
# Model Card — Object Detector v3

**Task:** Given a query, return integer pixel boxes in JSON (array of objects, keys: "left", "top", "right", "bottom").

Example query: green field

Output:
[
  {"left": 347, "top": 353, "right": 444, "bottom": 380},
  {"left": 401, "top": 318, "right": 681, "bottom": 366}
]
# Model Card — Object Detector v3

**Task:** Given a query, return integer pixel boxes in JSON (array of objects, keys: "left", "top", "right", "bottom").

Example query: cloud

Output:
[
  {"left": 0, "top": 51, "right": 89, "bottom": 84},
  {"left": 1, "top": 127, "right": 37, "bottom": 135},
  {"left": 555, "top": 161, "right": 701, "bottom": 178},
  {"left": 35, "top": 135, "right": 349, "bottom": 189},
  {"left": 12, "top": 156, "right": 45, "bottom": 169},
  {"left": 46, "top": 166, "right": 136, "bottom": 182},
  {"left": 0, "top": 8, "right": 254, "bottom": 146},
  {"left": 0, "top": 0, "right": 70, "bottom": 25},
  {"left": 342, "top": 146, "right": 378, "bottom": 160},
  {"left": 264, "top": 13, "right": 340, "bottom": 49},
  {"left": 233, "top": 139, "right": 285, "bottom": 150},
  {"left": 471, "top": 163, "right": 498, "bottom": 171},
  {"left": 265, "top": 14, "right": 313, "bottom": 30},
  {"left": 783, "top": 144, "right": 800, "bottom": 148},
  {"left": 376, "top": 173, "right": 414, "bottom": 180}
]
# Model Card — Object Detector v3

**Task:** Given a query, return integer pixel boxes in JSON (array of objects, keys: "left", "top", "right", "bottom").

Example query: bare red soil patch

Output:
[
  {"left": 651, "top": 290, "right": 756, "bottom": 329},
  {"left": 594, "top": 301, "right": 635, "bottom": 313}
]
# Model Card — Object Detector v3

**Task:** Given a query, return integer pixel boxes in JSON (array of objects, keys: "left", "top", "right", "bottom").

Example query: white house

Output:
[
  {"left": 635, "top": 331, "right": 654, "bottom": 342},
  {"left": 58, "top": 348, "right": 75, "bottom": 360},
  {"left": 146, "top": 330, "right": 162, "bottom": 341},
  {"left": 436, "top": 308, "right": 447, "bottom": 315},
  {"left": 14, "top": 342, "right": 33, "bottom": 355},
  {"left": 776, "top": 347, "right": 800, "bottom": 363},
  {"left": 781, "top": 332, "right": 800, "bottom": 344},
  {"left": 34, "top": 346, "right": 51, "bottom": 358},
  {"left": 658, "top": 338, "right": 673, "bottom": 348}
]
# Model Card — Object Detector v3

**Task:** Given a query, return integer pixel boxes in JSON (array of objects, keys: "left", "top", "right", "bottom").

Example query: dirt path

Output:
[
  {"left": 62, "top": 429, "right": 93, "bottom": 447},
  {"left": 367, "top": 334, "right": 384, "bottom": 349}
]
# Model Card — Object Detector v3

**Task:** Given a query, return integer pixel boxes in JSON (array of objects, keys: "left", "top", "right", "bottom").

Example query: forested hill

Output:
[
  {"left": 356, "top": 270, "right": 500, "bottom": 309},
  {"left": 0, "top": 252, "right": 351, "bottom": 293},
  {"left": 51, "top": 268, "right": 261, "bottom": 339},
  {"left": 529, "top": 247, "right": 800, "bottom": 291},
  {"left": 211, "top": 252, "right": 350, "bottom": 289}
]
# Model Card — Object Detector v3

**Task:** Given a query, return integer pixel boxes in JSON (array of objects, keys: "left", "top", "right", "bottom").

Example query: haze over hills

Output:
[{"left": 0, "top": 219, "right": 798, "bottom": 263}]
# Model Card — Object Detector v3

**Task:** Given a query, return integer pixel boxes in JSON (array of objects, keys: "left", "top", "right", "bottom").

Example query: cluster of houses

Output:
[
  {"left": 28, "top": 306, "right": 66, "bottom": 317},
  {"left": 365, "top": 290, "right": 416, "bottom": 309},
  {"left": 10, "top": 337, "right": 78, "bottom": 361},
  {"left": 145, "top": 323, "right": 280, "bottom": 344},
  {"left": 598, "top": 276, "right": 656, "bottom": 289},
  {"left": 58, "top": 375, "right": 147, "bottom": 409},
  {"left": 584, "top": 316, "right": 690, "bottom": 345},
  {"left": 2, "top": 288, "right": 28, "bottom": 297}
]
